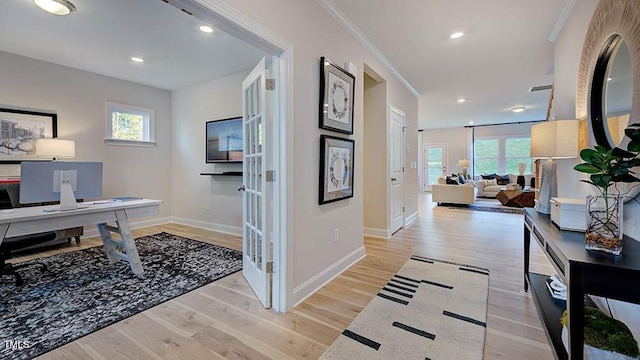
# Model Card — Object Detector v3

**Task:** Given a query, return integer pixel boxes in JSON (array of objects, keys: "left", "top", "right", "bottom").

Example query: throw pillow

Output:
[
  {"left": 496, "top": 174, "right": 510, "bottom": 185},
  {"left": 457, "top": 173, "right": 466, "bottom": 184},
  {"left": 437, "top": 176, "right": 447, "bottom": 185},
  {"left": 484, "top": 179, "right": 498, "bottom": 186},
  {"left": 481, "top": 173, "right": 496, "bottom": 180},
  {"left": 446, "top": 177, "right": 459, "bottom": 185}
]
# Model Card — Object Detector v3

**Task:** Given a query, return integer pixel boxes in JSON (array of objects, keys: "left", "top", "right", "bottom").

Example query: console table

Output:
[{"left": 523, "top": 208, "right": 640, "bottom": 360}]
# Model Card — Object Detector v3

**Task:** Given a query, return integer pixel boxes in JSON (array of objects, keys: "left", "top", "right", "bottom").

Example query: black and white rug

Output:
[
  {"left": 320, "top": 255, "right": 489, "bottom": 360},
  {"left": 0, "top": 232, "right": 243, "bottom": 360}
]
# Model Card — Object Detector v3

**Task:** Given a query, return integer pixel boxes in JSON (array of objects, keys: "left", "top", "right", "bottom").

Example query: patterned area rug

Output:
[
  {"left": 320, "top": 255, "right": 489, "bottom": 360},
  {"left": 443, "top": 197, "right": 524, "bottom": 214},
  {"left": 0, "top": 232, "right": 242, "bottom": 360}
]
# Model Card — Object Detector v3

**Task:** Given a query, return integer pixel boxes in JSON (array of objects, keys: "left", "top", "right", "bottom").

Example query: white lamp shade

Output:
[
  {"left": 35, "top": 138, "right": 76, "bottom": 159},
  {"left": 457, "top": 159, "right": 470, "bottom": 167},
  {"left": 530, "top": 119, "right": 579, "bottom": 159}
]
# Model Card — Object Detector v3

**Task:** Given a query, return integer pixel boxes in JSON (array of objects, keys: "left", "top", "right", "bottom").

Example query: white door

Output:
[
  {"left": 423, "top": 144, "right": 447, "bottom": 191},
  {"left": 390, "top": 107, "right": 405, "bottom": 234},
  {"left": 242, "top": 58, "right": 272, "bottom": 308}
]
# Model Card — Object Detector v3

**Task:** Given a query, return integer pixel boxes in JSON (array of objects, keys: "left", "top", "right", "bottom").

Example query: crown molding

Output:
[
  {"left": 549, "top": 0, "right": 578, "bottom": 42},
  {"left": 317, "top": 0, "right": 420, "bottom": 98}
]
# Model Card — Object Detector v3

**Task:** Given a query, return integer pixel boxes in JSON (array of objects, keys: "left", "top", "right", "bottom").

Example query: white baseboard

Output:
[
  {"left": 364, "top": 227, "right": 390, "bottom": 239},
  {"left": 405, "top": 211, "right": 419, "bottom": 226},
  {"left": 82, "top": 216, "right": 172, "bottom": 238},
  {"left": 170, "top": 217, "right": 242, "bottom": 236},
  {"left": 292, "top": 245, "right": 366, "bottom": 307}
]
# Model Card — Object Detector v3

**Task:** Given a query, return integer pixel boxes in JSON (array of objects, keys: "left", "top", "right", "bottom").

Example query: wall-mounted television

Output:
[{"left": 206, "top": 117, "right": 243, "bottom": 163}]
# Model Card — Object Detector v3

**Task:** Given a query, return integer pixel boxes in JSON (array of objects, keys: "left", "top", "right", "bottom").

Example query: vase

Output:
[{"left": 585, "top": 195, "right": 623, "bottom": 255}]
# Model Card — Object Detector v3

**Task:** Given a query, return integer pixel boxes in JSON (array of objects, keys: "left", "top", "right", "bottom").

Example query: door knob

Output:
[
  {"left": 238, "top": 185, "right": 246, "bottom": 192},
  {"left": 391, "top": 177, "right": 397, "bottom": 182}
]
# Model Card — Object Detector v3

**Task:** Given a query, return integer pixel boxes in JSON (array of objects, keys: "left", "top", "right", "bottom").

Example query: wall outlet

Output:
[
  {"left": 205, "top": 201, "right": 211, "bottom": 210},
  {"left": 333, "top": 228, "right": 339, "bottom": 243}
]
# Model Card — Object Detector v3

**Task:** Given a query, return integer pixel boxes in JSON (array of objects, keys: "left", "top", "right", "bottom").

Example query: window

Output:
[
  {"left": 474, "top": 136, "right": 531, "bottom": 175},
  {"left": 474, "top": 139, "right": 499, "bottom": 175},
  {"left": 106, "top": 102, "right": 155, "bottom": 146},
  {"left": 505, "top": 137, "right": 532, "bottom": 174}
]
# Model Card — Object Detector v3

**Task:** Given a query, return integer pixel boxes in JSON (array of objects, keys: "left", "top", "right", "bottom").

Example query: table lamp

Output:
[
  {"left": 458, "top": 159, "right": 470, "bottom": 179},
  {"left": 530, "top": 120, "right": 578, "bottom": 214},
  {"left": 35, "top": 138, "right": 76, "bottom": 160}
]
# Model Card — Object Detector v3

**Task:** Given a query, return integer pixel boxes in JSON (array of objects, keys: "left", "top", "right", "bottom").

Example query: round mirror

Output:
[
  {"left": 590, "top": 35, "right": 633, "bottom": 149},
  {"left": 605, "top": 40, "right": 633, "bottom": 147}
]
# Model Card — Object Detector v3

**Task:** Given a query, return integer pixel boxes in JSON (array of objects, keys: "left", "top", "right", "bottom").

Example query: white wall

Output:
[
  {"left": 212, "top": 0, "right": 420, "bottom": 305},
  {"left": 0, "top": 51, "right": 172, "bottom": 219},
  {"left": 170, "top": 70, "right": 249, "bottom": 234},
  {"left": 553, "top": 0, "right": 640, "bottom": 340},
  {"left": 363, "top": 73, "right": 388, "bottom": 234}
]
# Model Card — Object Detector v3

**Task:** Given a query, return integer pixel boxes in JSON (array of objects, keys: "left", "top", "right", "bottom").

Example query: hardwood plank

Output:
[{"left": 21, "top": 193, "right": 554, "bottom": 359}]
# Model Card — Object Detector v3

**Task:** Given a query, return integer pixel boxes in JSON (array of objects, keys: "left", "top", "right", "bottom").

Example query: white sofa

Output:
[
  {"left": 432, "top": 183, "right": 477, "bottom": 205},
  {"left": 477, "top": 174, "right": 534, "bottom": 197}
]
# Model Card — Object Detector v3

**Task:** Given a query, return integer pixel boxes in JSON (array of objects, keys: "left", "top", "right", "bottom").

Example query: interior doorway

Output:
[
  {"left": 363, "top": 66, "right": 390, "bottom": 238},
  {"left": 168, "top": 0, "right": 293, "bottom": 312},
  {"left": 423, "top": 144, "right": 447, "bottom": 191}
]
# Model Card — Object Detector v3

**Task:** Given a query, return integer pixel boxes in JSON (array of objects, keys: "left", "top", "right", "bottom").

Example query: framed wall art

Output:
[
  {"left": 0, "top": 108, "right": 57, "bottom": 164},
  {"left": 319, "top": 135, "right": 354, "bottom": 204},
  {"left": 319, "top": 57, "right": 355, "bottom": 134}
]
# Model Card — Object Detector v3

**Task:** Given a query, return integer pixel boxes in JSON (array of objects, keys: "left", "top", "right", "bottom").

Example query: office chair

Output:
[{"left": 0, "top": 189, "right": 54, "bottom": 286}]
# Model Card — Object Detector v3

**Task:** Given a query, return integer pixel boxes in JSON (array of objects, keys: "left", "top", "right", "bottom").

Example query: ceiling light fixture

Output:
[
  {"left": 512, "top": 106, "right": 526, "bottom": 113},
  {"left": 457, "top": 98, "right": 466, "bottom": 103},
  {"left": 469, "top": 121, "right": 474, "bottom": 125},
  {"left": 607, "top": 77, "right": 613, "bottom": 81},
  {"left": 131, "top": 57, "right": 144, "bottom": 63},
  {"left": 450, "top": 32, "right": 464, "bottom": 39},
  {"left": 34, "top": 0, "right": 76, "bottom": 15},
  {"left": 199, "top": 25, "right": 214, "bottom": 33}
]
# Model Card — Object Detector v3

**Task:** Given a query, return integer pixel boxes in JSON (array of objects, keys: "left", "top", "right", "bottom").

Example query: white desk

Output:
[{"left": 0, "top": 199, "right": 162, "bottom": 276}]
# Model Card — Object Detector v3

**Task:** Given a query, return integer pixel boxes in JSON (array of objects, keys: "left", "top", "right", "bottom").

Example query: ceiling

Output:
[
  {"left": 0, "top": 0, "right": 267, "bottom": 91},
  {"left": 329, "top": 0, "right": 570, "bottom": 129}
]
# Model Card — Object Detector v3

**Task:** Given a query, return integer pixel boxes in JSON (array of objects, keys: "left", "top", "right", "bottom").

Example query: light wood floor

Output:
[{"left": 9, "top": 193, "right": 555, "bottom": 359}]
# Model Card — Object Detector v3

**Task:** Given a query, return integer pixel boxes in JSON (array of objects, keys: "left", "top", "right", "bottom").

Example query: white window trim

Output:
[
  {"left": 105, "top": 102, "right": 156, "bottom": 146},
  {"left": 475, "top": 134, "right": 531, "bottom": 174}
]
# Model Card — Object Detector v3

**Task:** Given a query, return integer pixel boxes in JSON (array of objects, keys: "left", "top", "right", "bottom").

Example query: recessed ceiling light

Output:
[
  {"left": 512, "top": 106, "right": 526, "bottom": 113},
  {"left": 469, "top": 121, "right": 474, "bottom": 125},
  {"left": 34, "top": 0, "right": 76, "bottom": 15},
  {"left": 199, "top": 25, "right": 214, "bottom": 33},
  {"left": 131, "top": 57, "right": 144, "bottom": 63},
  {"left": 457, "top": 98, "right": 466, "bottom": 103},
  {"left": 607, "top": 77, "right": 613, "bottom": 81},
  {"left": 450, "top": 32, "right": 464, "bottom": 39}
]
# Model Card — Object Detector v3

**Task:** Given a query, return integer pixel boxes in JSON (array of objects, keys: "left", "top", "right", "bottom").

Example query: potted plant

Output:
[
  {"left": 573, "top": 123, "right": 640, "bottom": 255},
  {"left": 561, "top": 307, "right": 640, "bottom": 359}
]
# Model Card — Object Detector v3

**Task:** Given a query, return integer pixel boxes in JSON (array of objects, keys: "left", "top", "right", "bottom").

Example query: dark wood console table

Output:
[{"left": 523, "top": 207, "right": 640, "bottom": 360}]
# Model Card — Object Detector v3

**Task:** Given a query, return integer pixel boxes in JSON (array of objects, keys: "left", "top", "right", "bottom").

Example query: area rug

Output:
[
  {"left": 443, "top": 197, "right": 524, "bottom": 214},
  {"left": 320, "top": 255, "right": 490, "bottom": 360},
  {"left": 0, "top": 232, "right": 243, "bottom": 360}
]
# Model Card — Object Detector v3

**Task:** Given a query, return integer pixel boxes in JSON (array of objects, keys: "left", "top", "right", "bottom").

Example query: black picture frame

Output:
[
  {"left": 0, "top": 107, "right": 57, "bottom": 164},
  {"left": 319, "top": 135, "right": 355, "bottom": 204},
  {"left": 319, "top": 57, "right": 355, "bottom": 134}
]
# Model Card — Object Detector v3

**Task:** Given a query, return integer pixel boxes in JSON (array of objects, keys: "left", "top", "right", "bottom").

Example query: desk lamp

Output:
[{"left": 530, "top": 120, "right": 578, "bottom": 214}]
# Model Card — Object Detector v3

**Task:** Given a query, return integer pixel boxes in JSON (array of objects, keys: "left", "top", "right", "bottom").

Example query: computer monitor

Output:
[{"left": 19, "top": 161, "right": 103, "bottom": 211}]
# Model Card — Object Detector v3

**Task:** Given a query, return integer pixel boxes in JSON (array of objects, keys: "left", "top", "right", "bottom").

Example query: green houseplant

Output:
[{"left": 573, "top": 123, "right": 640, "bottom": 254}]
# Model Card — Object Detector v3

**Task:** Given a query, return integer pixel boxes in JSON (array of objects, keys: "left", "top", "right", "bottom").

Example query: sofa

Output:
[
  {"left": 477, "top": 174, "right": 534, "bottom": 198},
  {"left": 432, "top": 176, "right": 477, "bottom": 205}
]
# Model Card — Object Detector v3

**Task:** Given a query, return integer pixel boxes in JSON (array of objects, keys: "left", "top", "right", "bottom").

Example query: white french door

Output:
[
  {"left": 242, "top": 58, "right": 272, "bottom": 308},
  {"left": 423, "top": 144, "right": 447, "bottom": 191}
]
